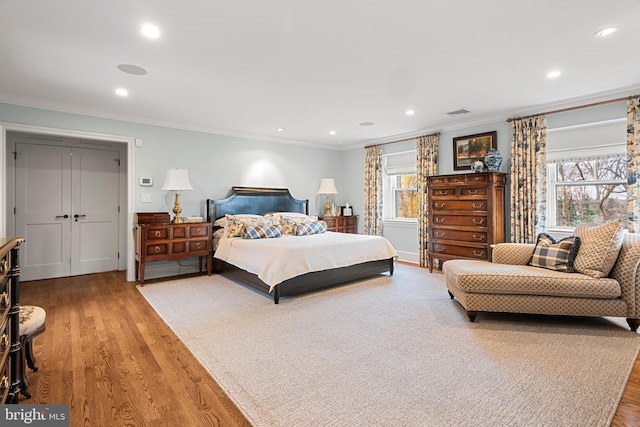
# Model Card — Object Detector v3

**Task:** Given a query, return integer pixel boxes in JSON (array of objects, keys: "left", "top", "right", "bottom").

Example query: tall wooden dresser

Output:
[
  {"left": 0, "top": 237, "right": 24, "bottom": 403},
  {"left": 427, "top": 172, "right": 506, "bottom": 272}
]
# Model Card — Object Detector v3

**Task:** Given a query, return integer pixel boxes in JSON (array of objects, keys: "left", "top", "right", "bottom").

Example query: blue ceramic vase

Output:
[{"left": 484, "top": 149, "right": 502, "bottom": 172}]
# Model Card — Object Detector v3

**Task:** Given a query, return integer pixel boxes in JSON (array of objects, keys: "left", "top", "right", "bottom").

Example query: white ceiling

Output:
[{"left": 1, "top": 0, "right": 639, "bottom": 150}]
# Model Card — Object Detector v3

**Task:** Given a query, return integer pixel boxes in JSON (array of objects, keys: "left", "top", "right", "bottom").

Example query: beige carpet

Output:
[{"left": 138, "top": 264, "right": 640, "bottom": 427}]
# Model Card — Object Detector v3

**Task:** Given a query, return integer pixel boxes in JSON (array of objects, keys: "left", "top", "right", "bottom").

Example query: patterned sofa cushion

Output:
[
  {"left": 444, "top": 260, "right": 621, "bottom": 299},
  {"left": 529, "top": 233, "right": 581, "bottom": 272},
  {"left": 573, "top": 220, "right": 624, "bottom": 278}
]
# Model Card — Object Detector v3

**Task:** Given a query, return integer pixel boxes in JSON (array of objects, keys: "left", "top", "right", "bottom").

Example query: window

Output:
[
  {"left": 546, "top": 119, "right": 627, "bottom": 229},
  {"left": 383, "top": 151, "right": 418, "bottom": 220}
]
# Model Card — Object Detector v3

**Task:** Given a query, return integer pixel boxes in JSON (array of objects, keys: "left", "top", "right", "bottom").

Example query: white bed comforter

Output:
[{"left": 214, "top": 231, "right": 398, "bottom": 291}]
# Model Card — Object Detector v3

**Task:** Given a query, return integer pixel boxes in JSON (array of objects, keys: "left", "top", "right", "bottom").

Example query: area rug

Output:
[{"left": 137, "top": 264, "right": 640, "bottom": 427}]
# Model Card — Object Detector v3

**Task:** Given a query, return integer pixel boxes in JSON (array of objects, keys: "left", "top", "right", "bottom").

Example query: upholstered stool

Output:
[{"left": 18, "top": 305, "right": 46, "bottom": 398}]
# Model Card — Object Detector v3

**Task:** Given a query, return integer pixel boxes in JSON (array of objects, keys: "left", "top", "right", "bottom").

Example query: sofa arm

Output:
[{"left": 492, "top": 243, "right": 535, "bottom": 265}]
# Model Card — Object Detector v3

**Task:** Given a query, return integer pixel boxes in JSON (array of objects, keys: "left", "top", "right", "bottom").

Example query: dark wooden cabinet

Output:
[
  {"left": 427, "top": 172, "right": 506, "bottom": 272},
  {"left": 0, "top": 237, "right": 23, "bottom": 403},
  {"left": 135, "top": 223, "right": 212, "bottom": 283},
  {"left": 320, "top": 216, "right": 358, "bottom": 233}
]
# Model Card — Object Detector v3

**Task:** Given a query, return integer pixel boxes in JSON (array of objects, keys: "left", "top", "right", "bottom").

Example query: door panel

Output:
[
  {"left": 71, "top": 148, "right": 119, "bottom": 275},
  {"left": 16, "top": 143, "right": 72, "bottom": 281}
]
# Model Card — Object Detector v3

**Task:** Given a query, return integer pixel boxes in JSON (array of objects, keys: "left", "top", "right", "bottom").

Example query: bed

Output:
[{"left": 206, "top": 187, "right": 397, "bottom": 303}]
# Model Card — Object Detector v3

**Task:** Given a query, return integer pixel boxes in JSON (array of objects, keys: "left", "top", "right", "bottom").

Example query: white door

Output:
[
  {"left": 70, "top": 148, "right": 120, "bottom": 275},
  {"left": 15, "top": 143, "right": 120, "bottom": 281},
  {"left": 15, "top": 143, "right": 72, "bottom": 280}
]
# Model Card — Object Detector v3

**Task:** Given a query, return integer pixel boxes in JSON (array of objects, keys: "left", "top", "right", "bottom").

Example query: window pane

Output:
[
  {"left": 556, "top": 184, "right": 627, "bottom": 227},
  {"left": 396, "top": 174, "right": 417, "bottom": 189},
  {"left": 395, "top": 189, "right": 418, "bottom": 218},
  {"left": 557, "top": 156, "right": 625, "bottom": 182}
]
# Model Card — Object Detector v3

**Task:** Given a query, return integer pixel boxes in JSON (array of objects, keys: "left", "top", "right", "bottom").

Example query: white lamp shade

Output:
[
  {"left": 317, "top": 178, "right": 338, "bottom": 194},
  {"left": 161, "top": 168, "right": 194, "bottom": 191}
]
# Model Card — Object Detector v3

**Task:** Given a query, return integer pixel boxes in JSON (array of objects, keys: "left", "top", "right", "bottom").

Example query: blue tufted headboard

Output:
[{"left": 206, "top": 187, "right": 309, "bottom": 223}]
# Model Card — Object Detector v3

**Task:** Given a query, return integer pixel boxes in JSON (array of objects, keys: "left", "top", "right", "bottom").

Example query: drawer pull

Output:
[
  {"left": 472, "top": 219, "right": 485, "bottom": 225},
  {"left": 197, "top": 229, "right": 202, "bottom": 235},
  {"left": 195, "top": 243, "right": 202, "bottom": 249},
  {"left": 435, "top": 232, "right": 445, "bottom": 237},
  {"left": 473, "top": 250, "right": 485, "bottom": 257},
  {"left": 0, "top": 375, "right": 8, "bottom": 391},
  {"left": 435, "top": 246, "right": 445, "bottom": 252},
  {"left": 468, "top": 190, "right": 479, "bottom": 195},
  {"left": 0, "top": 333, "right": 7, "bottom": 349},
  {"left": 434, "top": 217, "right": 445, "bottom": 223},
  {"left": 0, "top": 292, "right": 7, "bottom": 306},
  {"left": 437, "top": 190, "right": 449, "bottom": 195},
  {"left": 154, "top": 246, "right": 161, "bottom": 253},
  {"left": 473, "top": 235, "right": 485, "bottom": 241},
  {"left": 154, "top": 231, "right": 162, "bottom": 237},
  {"left": 435, "top": 203, "right": 445, "bottom": 208},
  {"left": 472, "top": 203, "right": 483, "bottom": 209}
]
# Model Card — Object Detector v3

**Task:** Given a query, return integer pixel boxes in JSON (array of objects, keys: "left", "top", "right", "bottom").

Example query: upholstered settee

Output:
[{"left": 442, "top": 229, "right": 640, "bottom": 331}]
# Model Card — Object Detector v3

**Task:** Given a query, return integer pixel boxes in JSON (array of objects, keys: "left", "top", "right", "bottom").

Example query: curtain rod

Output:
[
  {"left": 364, "top": 131, "right": 441, "bottom": 149},
  {"left": 507, "top": 94, "right": 639, "bottom": 122}
]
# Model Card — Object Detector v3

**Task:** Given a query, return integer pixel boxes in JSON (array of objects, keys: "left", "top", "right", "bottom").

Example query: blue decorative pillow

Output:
[
  {"left": 241, "top": 224, "right": 283, "bottom": 239},
  {"left": 529, "top": 233, "right": 581, "bottom": 272},
  {"left": 294, "top": 221, "right": 327, "bottom": 236}
]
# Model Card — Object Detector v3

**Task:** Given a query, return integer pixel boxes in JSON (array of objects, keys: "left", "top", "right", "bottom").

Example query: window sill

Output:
[{"left": 382, "top": 219, "right": 418, "bottom": 229}]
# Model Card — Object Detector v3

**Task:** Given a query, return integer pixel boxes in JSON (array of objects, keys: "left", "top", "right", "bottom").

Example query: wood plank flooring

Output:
[{"left": 17, "top": 271, "right": 640, "bottom": 426}]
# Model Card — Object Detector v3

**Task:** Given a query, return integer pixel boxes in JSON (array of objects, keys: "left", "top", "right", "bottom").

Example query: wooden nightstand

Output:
[
  {"left": 135, "top": 223, "right": 212, "bottom": 284},
  {"left": 319, "top": 216, "right": 358, "bottom": 234}
]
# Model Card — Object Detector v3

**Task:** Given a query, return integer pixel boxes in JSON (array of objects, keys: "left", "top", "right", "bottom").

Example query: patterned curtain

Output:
[
  {"left": 510, "top": 116, "right": 547, "bottom": 243},
  {"left": 628, "top": 97, "right": 640, "bottom": 233},
  {"left": 364, "top": 145, "right": 383, "bottom": 235},
  {"left": 417, "top": 133, "right": 439, "bottom": 267}
]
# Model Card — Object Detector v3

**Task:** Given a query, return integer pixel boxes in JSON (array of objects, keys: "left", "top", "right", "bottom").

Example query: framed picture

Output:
[{"left": 453, "top": 131, "right": 497, "bottom": 171}]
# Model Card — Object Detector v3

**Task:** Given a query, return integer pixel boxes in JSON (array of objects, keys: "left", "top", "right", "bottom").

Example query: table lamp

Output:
[
  {"left": 162, "top": 168, "right": 194, "bottom": 224},
  {"left": 317, "top": 178, "right": 338, "bottom": 216}
]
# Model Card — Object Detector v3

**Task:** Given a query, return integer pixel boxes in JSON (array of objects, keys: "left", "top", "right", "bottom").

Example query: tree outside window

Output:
[
  {"left": 550, "top": 154, "right": 626, "bottom": 228},
  {"left": 393, "top": 174, "right": 418, "bottom": 219}
]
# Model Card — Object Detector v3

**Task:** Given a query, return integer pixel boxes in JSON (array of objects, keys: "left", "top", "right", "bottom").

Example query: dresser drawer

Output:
[
  {"left": 143, "top": 243, "right": 168, "bottom": 256},
  {"left": 432, "top": 229, "right": 487, "bottom": 243},
  {"left": 432, "top": 215, "right": 488, "bottom": 227},
  {"left": 189, "top": 240, "right": 209, "bottom": 253},
  {"left": 460, "top": 187, "right": 488, "bottom": 196},
  {"left": 431, "top": 243, "right": 488, "bottom": 259},
  {"left": 431, "top": 187, "right": 457, "bottom": 197},
  {"left": 145, "top": 228, "right": 169, "bottom": 240},
  {"left": 432, "top": 200, "right": 487, "bottom": 211},
  {"left": 189, "top": 226, "right": 209, "bottom": 238}
]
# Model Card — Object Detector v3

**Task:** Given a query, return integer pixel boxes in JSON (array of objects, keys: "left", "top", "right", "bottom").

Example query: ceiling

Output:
[{"left": 1, "top": 1, "right": 639, "bottom": 150}]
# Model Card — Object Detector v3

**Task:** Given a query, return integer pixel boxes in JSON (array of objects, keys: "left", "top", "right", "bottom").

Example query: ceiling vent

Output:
[{"left": 446, "top": 108, "right": 471, "bottom": 116}]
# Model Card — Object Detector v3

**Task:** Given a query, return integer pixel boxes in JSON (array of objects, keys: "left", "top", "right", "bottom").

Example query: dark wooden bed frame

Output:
[{"left": 206, "top": 187, "right": 394, "bottom": 303}]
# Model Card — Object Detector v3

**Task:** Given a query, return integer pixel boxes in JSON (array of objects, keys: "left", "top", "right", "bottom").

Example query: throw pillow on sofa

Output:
[
  {"left": 573, "top": 220, "right": 624, "bottom": 278},
  {"left": 529, "top": 233, "right": 581, "bottom": 272}
]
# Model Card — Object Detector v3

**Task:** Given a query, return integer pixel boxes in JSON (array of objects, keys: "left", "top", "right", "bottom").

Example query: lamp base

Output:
[{"left": 171, "top": 193, "right": 183, "bottom": 224}]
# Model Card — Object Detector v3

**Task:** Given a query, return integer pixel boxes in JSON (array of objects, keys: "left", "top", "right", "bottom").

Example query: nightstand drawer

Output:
[
  {"left": 145, "top": 228, "right": 169, "bottom": 240},
  {"left": 189, "top": 240, "right": 208, "bottom": 252},
  {"left": 144, "top": 244, "right": 168, "bottom": 256}
]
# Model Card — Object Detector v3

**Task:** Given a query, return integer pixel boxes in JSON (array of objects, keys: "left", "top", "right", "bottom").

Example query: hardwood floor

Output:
[
  {"left": 17, "top": 271, "right": 640, "bottom": 426},
  {"left": 18, "top": 271, "right": 250, "bottom": 427}
]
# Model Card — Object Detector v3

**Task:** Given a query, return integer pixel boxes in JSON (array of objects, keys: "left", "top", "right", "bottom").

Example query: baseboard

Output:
[{"left": 395, "top": 250, "right": 419, "bottom": 265}]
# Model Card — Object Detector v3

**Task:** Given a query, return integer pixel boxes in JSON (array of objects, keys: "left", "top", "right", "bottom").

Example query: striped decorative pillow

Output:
[
  {"left": 294, "top": 221, "right": 327, "bottom": 236},
  {"left": 529, "top": 233, "right": 581, "bottom": 272},
  {"left": 241, "top": 224, "right": 283, "bottom": 239}
]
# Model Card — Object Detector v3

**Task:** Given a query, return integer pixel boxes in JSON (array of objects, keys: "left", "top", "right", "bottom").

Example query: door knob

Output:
[{"left": 74, "top": 214, "right": 86, "bottom": 222}]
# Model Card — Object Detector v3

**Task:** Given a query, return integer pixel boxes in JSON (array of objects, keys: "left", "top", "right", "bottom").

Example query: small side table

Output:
[
  {"left": 135, "top": 223, "right": 212, "bottom": 283},
  {"left": 319, "top": 216, "right": 358, "bottom": 233}
]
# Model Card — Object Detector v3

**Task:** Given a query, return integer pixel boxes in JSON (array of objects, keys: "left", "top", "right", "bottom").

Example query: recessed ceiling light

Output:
[
  {"left": 277, "top": 127, "right": 285, "bottom": 132},
  {"left": 359, "top": 122, "right": 375, "bottom": 127},
  {"left": 117, "top": 64, "right": 148, "bottom": 76},
  {"left": 547, "top": 70, "right": 562, "bottom": 79},
  {"left": 594, "top": 26, "right": 618, "bottom": 37},
  {"left": 329, "top": 130, "right": 336, "bottom": 135},
  {"left": 115, "top": 88, "right": 129, "bottom": 97},
  {"left": 140, "top": 23, "right": 160, "bottom": 39},
  {"left": 406, "top": 110, "right": 415, "bottom": 116}
]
